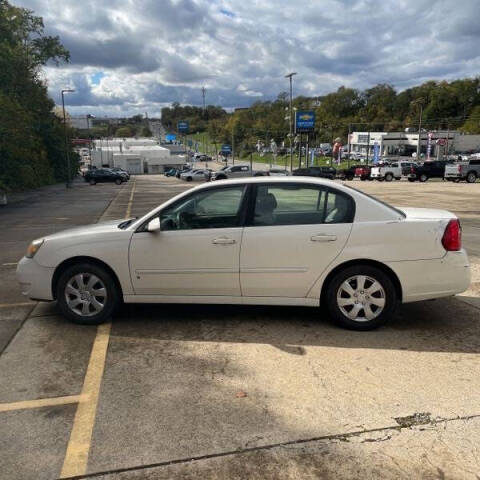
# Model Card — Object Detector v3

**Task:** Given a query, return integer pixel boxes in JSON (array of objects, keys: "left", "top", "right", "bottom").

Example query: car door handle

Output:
[
  {"left": 311, "top": 234, "right": 337, "bottom": 242},
  {"left": 212, "top": 237, "right": 236, "bottom": 245}
]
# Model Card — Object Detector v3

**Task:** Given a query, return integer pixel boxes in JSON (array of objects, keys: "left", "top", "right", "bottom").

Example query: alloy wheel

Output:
[
  {"left": 336, "top": 275, "right": 386, "bottom": 322},
  {"left": 65, "top": 273, "right": 107, "bottom": 317}
]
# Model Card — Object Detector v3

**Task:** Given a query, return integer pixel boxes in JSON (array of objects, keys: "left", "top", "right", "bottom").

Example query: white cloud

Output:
[{"left": 15, "top": 0, "right": 480, "bottom": 116}]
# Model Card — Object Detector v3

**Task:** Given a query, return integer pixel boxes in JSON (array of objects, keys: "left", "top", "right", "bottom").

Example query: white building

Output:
[
  {"left": 91, "top": 138, "right": 185, "bottom": 174},
  {"left": 349, "top": 131, "right": 480, "bottom": 158}
]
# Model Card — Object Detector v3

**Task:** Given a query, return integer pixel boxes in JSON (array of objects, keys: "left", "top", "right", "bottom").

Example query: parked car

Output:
[
  {"left": 444, "top": 159, "right": 480, "bottom": 183},
  {"left": 180, "top": 169, "right": 211, "bottom": 182},
  {"left": 17, "top": 177, "right": 470, "bottom": 331},
  {"left": 292, "top": 166, "right": 336, "bottom": 179},
  {"left": 110, "top": 167, "right": 130, "bottom": 180},
  {"left": 84, "top": 168, "right": 127, "bottom": 185},
  {"left": 176, "top": 167, "right": 192, "bottom": 179},
  {"left": 337, "top": 165, "right": 363, "bottom": 181},
  {"left": 210, "top": 164, "right": 262, "bottom": 180},
  {"left": 192, "top": 154, "right": 212, "bottom": 162},
  {"left": 371, "top": 161, "right": 414, "bottom": 181},
  {"left": 404, "top": 161, "right": 450, "bottom": 182},
  {"left": 354, "top": 165, "right": 372, "bottom": 181},
  {"left": 164, "top": 168, "right": 178, "bottom": 177},
  {"left": 267, "top": 168, "right": 290, "bottom": 176}
]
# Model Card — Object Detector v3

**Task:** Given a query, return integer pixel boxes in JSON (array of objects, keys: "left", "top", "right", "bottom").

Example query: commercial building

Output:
[
  {"left": 349, "top": 131, "right": 480, "bottom": 158},
  {"left": 91, "top": 138, "right": 185, "bottom": 174}
]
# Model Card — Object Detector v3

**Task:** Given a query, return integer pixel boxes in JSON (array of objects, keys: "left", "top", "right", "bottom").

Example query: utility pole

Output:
[
  {"left": 232, "top": 124, "right": 235, "bottom": 166},
  {"left": 201, "top": 86, "right": 206, "bottom": 115},
  {"left": 285, "top": 72, "right": 297, "bottom": 172},
  {"left": 61, "top": 89, "right": 75, "bottom": 188}
]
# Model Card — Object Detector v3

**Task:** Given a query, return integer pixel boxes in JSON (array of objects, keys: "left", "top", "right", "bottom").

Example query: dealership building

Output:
[
  {"left": 91, "top": 138, "right": 185, "bottom": 174},
  {"left": 349, "top": 131, "right": 480, "bottom": 158}
]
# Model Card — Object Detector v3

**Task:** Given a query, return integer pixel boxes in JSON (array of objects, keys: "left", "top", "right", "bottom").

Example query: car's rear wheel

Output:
[
  {"left": 186, "top": 177, "right": 192, "bottom": 182},
  {"left": 408, "top": 178, "right": 415, "bottom": 182},
  {"left": 56, "top": 263, "right": 120, "bottom": 325},
  {"left": 115, "top": 178, "right": 122, "bottom": 185},
  {"left": 419, "top": 174, "right": 428, "bottom": 182},
  {"left": 466, "top": 172, "right": 477, "bottom": 183},
  {"left": 325, "top": 265, "right": 397, "bottom": 330}
]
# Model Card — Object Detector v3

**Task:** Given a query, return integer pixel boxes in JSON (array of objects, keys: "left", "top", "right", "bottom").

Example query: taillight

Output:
[
  {"left": 410, "top": 166, "right": 414, "bottom": 173},
  {"left": 442, "top": 219, "right": 461, "bottom": 251},
  {"left": 457, "top": 164, "right": 462, "bottom": 173}
]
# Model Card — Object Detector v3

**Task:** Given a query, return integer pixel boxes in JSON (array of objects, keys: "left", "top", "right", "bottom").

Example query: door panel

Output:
[
  {"left": 240, "top": 224, "right": 351, "bottom": 297},
  {"left": 240, "top": 184, "right": 354, "bottom": 298},
  {"left": 129, "top": 228, "right": 242, "bottom": 295}
]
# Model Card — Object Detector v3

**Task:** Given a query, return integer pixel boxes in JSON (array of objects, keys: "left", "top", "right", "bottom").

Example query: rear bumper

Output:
[
  {"left": 16, "top": 257, "right": 55, "bottom": 301},
  {"left": 386, "top": 250, "right": 471, "bottom": 303}
]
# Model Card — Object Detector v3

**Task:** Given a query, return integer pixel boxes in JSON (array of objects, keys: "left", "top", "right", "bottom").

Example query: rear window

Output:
[{"left": 344, "top": 185, "right": 406, "bottom": 218}]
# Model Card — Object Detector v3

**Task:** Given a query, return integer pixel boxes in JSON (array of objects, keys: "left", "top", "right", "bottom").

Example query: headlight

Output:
[{"left": 26, "top": 239, "right": 44, "bottom": 258}]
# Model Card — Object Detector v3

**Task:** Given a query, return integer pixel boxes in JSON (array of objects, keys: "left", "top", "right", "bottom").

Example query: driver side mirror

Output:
[{"left": 147, "top": 217, "right": 161, "bottom": 233}]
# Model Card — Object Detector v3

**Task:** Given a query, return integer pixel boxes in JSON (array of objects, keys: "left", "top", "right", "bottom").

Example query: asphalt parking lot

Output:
[{"left": 1, "top": 175, "right": 480, "bottom": 479}]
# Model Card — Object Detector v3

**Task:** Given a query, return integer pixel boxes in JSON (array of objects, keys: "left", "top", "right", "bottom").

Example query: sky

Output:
[{"left": 16, "top": 0, "right": 480, "bottom": 117}]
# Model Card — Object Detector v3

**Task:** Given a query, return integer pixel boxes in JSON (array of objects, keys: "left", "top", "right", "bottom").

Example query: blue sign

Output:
[
  {"left": 177, "top": 121, "right": 189, "bottom": 133},
  {"left": 295, "top": 111, "right": 315, "bottom": 133},
  {"left": 221, "top": 144, "right": 232, "bottom": 154},
  {"left": 373, "top": 142, "right": 380, "bottom": 164},
  {"left": 165, "top": 134, "right": 176, "bottom": 142}
]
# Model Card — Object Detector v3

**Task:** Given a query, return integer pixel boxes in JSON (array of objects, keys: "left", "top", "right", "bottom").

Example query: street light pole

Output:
[
  {"left": 285, "top": 72, "right": 297, "bottom": 172},
  {"left": 61, "top": 89, "right": 75, "bottom": 188}
]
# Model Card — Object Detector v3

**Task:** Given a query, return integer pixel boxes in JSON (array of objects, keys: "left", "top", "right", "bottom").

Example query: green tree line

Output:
[
  {"left": 162, "top": 79, "right": 480, "bottom": 157},
  {"left": 0, "top": 0, "right": 78, "bottom": 192}
]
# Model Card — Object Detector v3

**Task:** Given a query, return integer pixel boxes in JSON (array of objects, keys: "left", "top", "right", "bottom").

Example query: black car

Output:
[
  {"left": 404, "top": 161, "right": 450, "bottom": 182},
  {"left": 292, "top": 166, "right": 336, "bottom": 180},
  {"left": 337, "top": 164, "right": 363, "bottom": 181},
  {"left": 84, "top": 168, "right": 127, "bottom": 185}
]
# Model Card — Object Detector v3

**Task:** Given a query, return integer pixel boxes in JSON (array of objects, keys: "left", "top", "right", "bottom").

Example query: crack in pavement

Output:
[{"left": 59, "top": 412, "right": 480, "bottom": 480}]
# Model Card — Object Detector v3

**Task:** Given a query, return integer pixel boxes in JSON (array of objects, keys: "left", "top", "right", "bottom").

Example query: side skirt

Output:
[{"left": 123, "top": 295, "right": 319, "bottom": 307}]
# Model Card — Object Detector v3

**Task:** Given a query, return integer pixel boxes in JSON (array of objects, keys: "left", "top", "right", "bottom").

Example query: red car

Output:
[{"left": 354, "top": 165, "right": 372, "bottom": 181}]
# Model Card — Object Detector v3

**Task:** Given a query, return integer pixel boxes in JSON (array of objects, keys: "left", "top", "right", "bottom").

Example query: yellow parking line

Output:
[
  {"left": 125, "top": 178, "right": 136, "bottom": 219},
  {"left": 0, "top": 394, "right": 86, "bottom": 413},
  {"left": 60, "top": 322, "right": 111, "bottom": 478}
]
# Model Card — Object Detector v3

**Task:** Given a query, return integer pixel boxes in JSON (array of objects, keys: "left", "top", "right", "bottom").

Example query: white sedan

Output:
[
  {"left": 180, "top": 169, "right": 210, "bottom": 182},
  {"left": 17, "top": 177, "right": 470, "bottom": 330}
]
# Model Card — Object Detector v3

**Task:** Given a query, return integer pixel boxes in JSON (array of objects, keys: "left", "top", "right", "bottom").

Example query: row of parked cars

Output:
[{"left": 166, "top": 159, "right": 480, "bottom": 184}]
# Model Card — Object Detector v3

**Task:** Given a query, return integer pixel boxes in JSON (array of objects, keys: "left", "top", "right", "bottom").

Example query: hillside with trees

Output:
[
  {"left": 0, "top": 0, "right": 78, "bottom": 192},
  {"left": 162, "top": 79, "right": 480, "bottom": 157}
]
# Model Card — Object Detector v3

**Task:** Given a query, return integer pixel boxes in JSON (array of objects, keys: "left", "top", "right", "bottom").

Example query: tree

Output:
[
  {"left": 462, "top": 106, "right": 480, "bottom": 134},
  {"left": 0, "top": 0, "right": 73, "bottom": 191},
  {"left": 115, "top": 126, "right": 134, "bottom": 137}
]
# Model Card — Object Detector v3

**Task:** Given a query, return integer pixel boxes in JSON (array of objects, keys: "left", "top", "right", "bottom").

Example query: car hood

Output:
[
  {"left": 398, "top": 207, "right": 456, "bottom": 220},
  {"left": 40, "top": 219, "right": 126, "bottom": 242}
]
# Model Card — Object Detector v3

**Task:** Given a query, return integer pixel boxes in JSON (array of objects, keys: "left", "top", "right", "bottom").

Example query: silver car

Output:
[{"left": 180, "top": 169, "right": 211, "bottom": 182}]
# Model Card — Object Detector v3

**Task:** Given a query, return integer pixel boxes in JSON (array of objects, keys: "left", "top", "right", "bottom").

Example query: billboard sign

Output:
[
  {"left": 221, "top": 144, "right": 232, "bottom": 154},
  {"left": 177, "top": 121, "right": 189, "bottom": 133},
  {"left": 295, "top": 111, "right": 315, "bottom": 133}
]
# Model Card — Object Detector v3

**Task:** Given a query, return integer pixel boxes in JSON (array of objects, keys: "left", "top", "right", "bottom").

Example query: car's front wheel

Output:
[
  {"left": 385, "top": 173, "right": 393, "bottom": 182},
  {"left": 56, "top": 263, "right": 120, "bottom": 325},
  {"left": 89, "top": 179, "right": 96, "bottom": 185},
  {"left": 325, "top": 265, "right": 397, "bottom": 330}
]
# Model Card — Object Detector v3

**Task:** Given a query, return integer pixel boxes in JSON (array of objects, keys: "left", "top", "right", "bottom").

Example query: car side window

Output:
[
  {"left": 159, "top": 186, "right": 246, "bottom": 231},
  {"left": 252, "top": 185, "right": 354, "bottom": 227}
]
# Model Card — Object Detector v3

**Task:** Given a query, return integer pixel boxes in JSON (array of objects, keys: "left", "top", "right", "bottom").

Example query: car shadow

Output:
[{"left": 111, "top": 295, "right": 480, "bottom": 354}]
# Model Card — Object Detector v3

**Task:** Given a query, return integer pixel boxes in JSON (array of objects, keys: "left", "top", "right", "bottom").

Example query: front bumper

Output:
[{"left": 16, "top": 257, "right": 55, "bottom": 301}]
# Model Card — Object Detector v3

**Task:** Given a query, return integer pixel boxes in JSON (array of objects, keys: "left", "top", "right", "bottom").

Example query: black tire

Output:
[
  {"left": 466, "top": 172, "right": 477, "bottom": 183},
  {"left": 408, "top": 178, "right": 415, "bottom": 182},
  {"left": 89, "top": 179, "right": 96, "bottom": 185},
  {"left": 325, "top": 265, "right": 397, "bottom": 331},
  {"left": 360, "top": 177, "right": 367, "bottom": 181},
  {"left": 419, "top": 174, "right": 428, "bottom": 182},
  {"left": 395, "top": 177, "right": 401, "bottom": 181},
  {"left": 385, "top": 173, "right": 393, "bottom": 182},
  {"left": 115, "top": 178, "right": 122, "bottom": 185},
  {"left": 346, "top": 175, "right": 354, "bottom": 181},
  {"left": 186, "top": 177, "right": 192, "bottom": 182},
  {"left": 452, "top": 178, "right": 460, "bottom": 183},
  {"left": 377, "top": 177, "right": 385, "bottom": 182},
  {"left": 215, "top": 175, "right": 227, "bottom": 180},
  {"left": 56, "top": 262, "right": 120, "bottom": 325}
]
